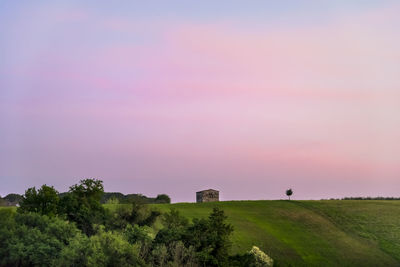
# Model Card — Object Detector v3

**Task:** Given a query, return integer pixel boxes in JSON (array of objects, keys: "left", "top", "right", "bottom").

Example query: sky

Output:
[{"left": 1, "top": 1, "right": 400, "bottom": 202}]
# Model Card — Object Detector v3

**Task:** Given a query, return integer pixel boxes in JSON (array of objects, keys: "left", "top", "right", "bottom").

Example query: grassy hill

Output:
[
  {"left": 151, "top": 200, "right": 400, "bottom": 267},
  {"left": 4, "top": 200, "right": 399, "bottom": 266}
]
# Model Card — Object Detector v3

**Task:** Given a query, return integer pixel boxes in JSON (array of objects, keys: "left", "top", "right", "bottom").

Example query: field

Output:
[
  {"left": 0, "top": 206, "right": 16, "bottom": 211},
  {"left": 150, "top": 200, "right": 400, "bottom": 267}
]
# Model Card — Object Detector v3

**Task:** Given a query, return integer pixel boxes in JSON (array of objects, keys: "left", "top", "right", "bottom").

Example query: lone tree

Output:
[{"left": 286, "top": 189, "right": 293, "bottom": 200}]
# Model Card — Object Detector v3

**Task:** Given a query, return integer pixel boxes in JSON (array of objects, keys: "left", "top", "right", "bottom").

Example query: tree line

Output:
[
  {"left": 0, "top": 191, "right": 170, "bottom": 207},
  {"left": 0, "top": 179, "right": 273, "bottom": 266}
]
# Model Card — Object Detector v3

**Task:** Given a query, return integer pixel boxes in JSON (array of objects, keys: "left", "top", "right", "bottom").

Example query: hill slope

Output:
[{"left": 152, "top": 200, "right": 400, "bottom": 267}]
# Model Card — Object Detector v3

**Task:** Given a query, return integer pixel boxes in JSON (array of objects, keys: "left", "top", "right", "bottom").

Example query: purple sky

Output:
[{"left": 1, "top": 1, "right": 400, "bottom": 202}]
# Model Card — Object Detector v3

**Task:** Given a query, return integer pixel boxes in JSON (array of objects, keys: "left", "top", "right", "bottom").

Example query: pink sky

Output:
[{"left": 1, "top": 1, "right": 400, "bottom": 202}]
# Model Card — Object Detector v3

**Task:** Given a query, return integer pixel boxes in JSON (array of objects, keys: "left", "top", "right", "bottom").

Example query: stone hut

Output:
[{"left": 196, "top": 189, "right": 219, "bottom": 203}]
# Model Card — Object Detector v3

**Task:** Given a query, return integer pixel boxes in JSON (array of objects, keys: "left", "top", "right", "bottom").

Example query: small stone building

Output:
[{"left": 196, "top": 189, "right": 219, "bottom": 203}]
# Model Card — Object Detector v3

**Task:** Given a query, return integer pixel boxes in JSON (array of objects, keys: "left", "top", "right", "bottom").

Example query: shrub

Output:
[
  {"left": 0, "top": 212, "right": 82, "bottom": 266},
  {"left": 249, "top": 246, "right": 274, "bottom": 267},
  {"left": 106, "top": 197, "right": 120, "bottom": 205},
  {"left": 123, "top": 224, "right": 153, "bottom": 259},
  {"left": 86, "top": 228, "right": 145, "bottom": 267}
]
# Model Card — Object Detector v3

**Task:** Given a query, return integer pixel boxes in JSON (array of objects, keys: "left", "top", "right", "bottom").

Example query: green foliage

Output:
[
  {"left": 56, "top": 232, "right": 90, "bottom": 266},
  {"left": 138, "top": 209, "right": 160, "bottom": 227},
  {"left": 186, "top": 207, "right": 234, "bottom": 266},
  {"left": 59, "top": 178, "right": 106, "bottom": 236},
  {"left": 149, "top": 242, "right": 198, "bottom": 267},
  {"left": 105, "top": 197, "right": 120, "bottom": 205},
  {"left": 0, "top": 212, "right": 82, "bottom": 266},
  {"left": 154, "top": 207, "right": 234, "bottom": 266},
  {"left": 19, "top": 185, "right": 60, "bottom": 216},
  {"left": 106, "top": 202, "right": 161, "bottom": 231},
  {"left": 249, "top": 246, "right": 274, "bottom": 267},
  {"left": 228, "top": 253, "right": 257, "bottom": 267},
  {"left": 155, "top": 194, "right": 171, "bottom": 204},
  {"left": 101, "top": 192, "right": 125, "bottom": 204},
  {"left": 0, "top": 210, "right": 146, "bottom": 267},
  {"left": 154, "top": 209, "right": 189, "bottom": 245},
  {"left": 151, "top": 244, "right": 169, "bottom": 266},
  {"left": 3, "top": 180, "right": 243, "bottom": 266},
  {"left": 0, "top": 209, "right": 16, "bottom": 259},
  {"left": 286, "top": 189, "right": 293, "bottom": 200},
  {"left": 101, "top": 192, "right": 172, "bottom": 204},
  {"left": 86, "top": 228, "right": 145, "bottom": 267},
  {"left": 69, "top": 178, "right": 104, "bottom": 203},
  {"left": 163, "top": 208, "right": 189, "bottom": 229},
  {"left": 167, "top": 241, "right": 198, "bottom": 267},
  {"left": 124, "top": 224, "right": 153, "bottom": 259}
]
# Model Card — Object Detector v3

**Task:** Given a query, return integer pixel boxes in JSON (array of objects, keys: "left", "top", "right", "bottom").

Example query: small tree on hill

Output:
[{"left": 286, "top": 188, "right": 293, "bottom": 200}]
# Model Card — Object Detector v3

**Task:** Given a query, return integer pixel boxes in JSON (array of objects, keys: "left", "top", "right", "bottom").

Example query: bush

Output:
[
  {"left": 87, "top": 228, "right": 145, "bottom": 267},
  {"left": 249, "top": 246, "right": 274, "bottom": 267},
  {"left": 105, "top": 197, "right": 120, "bottom": 205},
  {"left": 0, "top": 212, "right": 82, "bottom": 266},
  {"left": 123, "top": 224, "right": 153, "bottom": 259}
]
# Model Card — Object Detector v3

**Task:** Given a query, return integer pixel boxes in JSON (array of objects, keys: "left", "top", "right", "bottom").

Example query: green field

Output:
[
  {"left": 0, "top": 206, "right": 16, "bottom": 211},
  {"left": 150, "top": 200, "right": 400, "bottom": 267}
]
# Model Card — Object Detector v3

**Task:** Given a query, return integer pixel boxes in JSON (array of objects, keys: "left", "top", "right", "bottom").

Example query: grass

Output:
[
  {"left": 0, "top": 206, "right": 17, "bottom": 212},
  {"left": 148, "top": 200, "right": 400, "bottom": 267}
]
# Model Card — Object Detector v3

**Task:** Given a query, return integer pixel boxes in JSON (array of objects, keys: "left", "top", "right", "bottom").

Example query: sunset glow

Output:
[{"left": 1, "top": 1, "right": 400, "bottom": 201}]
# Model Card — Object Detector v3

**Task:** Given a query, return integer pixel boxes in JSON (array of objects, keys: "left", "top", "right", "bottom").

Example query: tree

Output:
[
  {"left": 286, "top": 188, "right": 293, "bottom": 200},
  {"left": 59, "top": 178, "right": 106, "bottom": 236},
  {"left": 0, "top": 212, "right": 82, "bottom": 266},
  {"left": 18, "top": 185, "right": 60, "bottom": 216},
  {"left": 154, "top": 209, "right": 189, "bottom": 245},
  {"left": 185, "top": 207, "right": 234, "bottom": 266},
  {"left": 155, "top": 194, "right": 171, "bottom": 204}
]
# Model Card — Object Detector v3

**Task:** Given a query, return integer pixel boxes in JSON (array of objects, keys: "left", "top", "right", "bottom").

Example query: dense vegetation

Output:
[
  {"left": 0, "top": 180, "right": 270, "bottom": 267},
  {"left": 152, "top": 200, "right": 400, "bottom": 266},
  {"left": 0, "top": 191, "right": 170, "bottom": 207}
]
